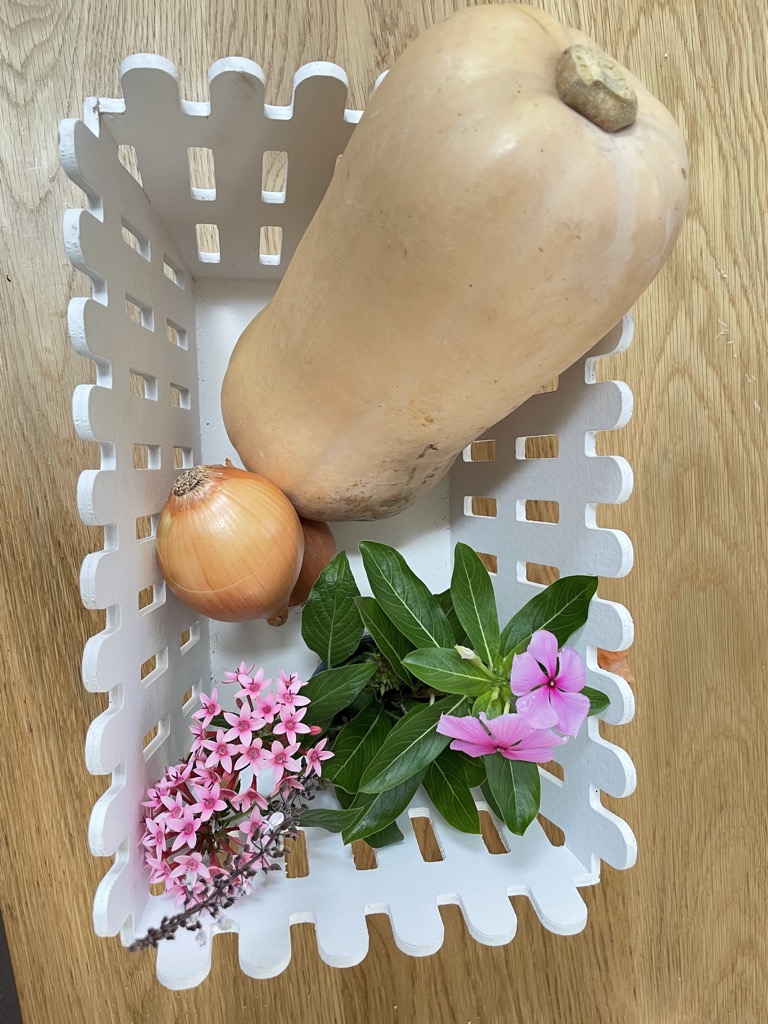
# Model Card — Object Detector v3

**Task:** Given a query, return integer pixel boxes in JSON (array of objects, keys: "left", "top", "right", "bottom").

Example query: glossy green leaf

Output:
[
  {"left": 342, "top": 770, "right": 427, "bottom": 844},
  {"left": 480, "top": 779, "right": 503, "bottom": 821},
  {"left": 359, "top": 694, "right": 470, "bottom": 794},
  {"left": 301, "top": 551, "right": 364, "bottom": 668},
  {"left": 472, "top": 692, "right": 505, "bottom": 718},
  {"left": 355, "top": 596, "right": 415, "bottom": 684},
  {"left": 300, "top": 807, "right": 362, "bottom": 833},
  {"left": 364, "top": 821, "right": 405, "bottom": 848},
  {"left": 453, "top": 750, "right": 487, "bottom": 789},
  {"left": 301, "top": 662, "right": 377, "bottom": 728},
  {"left": 324, "top": 705, "right": 395, "bottom": 793},
  {"left": 402, "top": 647, "right": 492, "bottom": 697},
  {"left": 359, "top": 541, "right": 454, "bottom": 649},
  {"left": 450, "top": 542, "right": 500, "bottom": 666},
  {"left": 436, "top": 589, "right": 466, "bottom": 644},
  {"left": 335, "top": 786, "right": 357, "bottom": 810},
  {"left": 584, "top": 685, "right": 611, "bottom": 717},
  {"left": 499, "top": 575, "right": 598, "bottom": 658},
  {"left": 485, "top": 753, "right": 541, "bottom": 836},
  {"left": 424, "top": 750, "right": 481, "bottom": 834}
]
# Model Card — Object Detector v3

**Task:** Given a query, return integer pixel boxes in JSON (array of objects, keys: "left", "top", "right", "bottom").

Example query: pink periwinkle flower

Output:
[
  {"left": 273, "top": 706, "right": 311, "bottom": 745},
  {"left": 436, "top": 712, "right": 567, "bottom": 762},
  {"left": 304, "top": 738, "right": 334, "bottom": 778},
  {"left": 510, "top": 630, "right": 589, "bottom": 737}
]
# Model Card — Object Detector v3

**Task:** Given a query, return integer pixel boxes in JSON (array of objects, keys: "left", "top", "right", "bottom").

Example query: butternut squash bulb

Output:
[{"left": 222, "top": 4, "right": 688, "bottom": 521}]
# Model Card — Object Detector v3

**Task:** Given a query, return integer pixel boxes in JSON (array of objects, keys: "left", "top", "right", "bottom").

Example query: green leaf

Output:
[
  {"left": 424, "top": 750, "right": 481, "bottom": 834},
  {"left": 402, "top": 647, "right": 492, "bottom": 697},
  {"left": 499, "top": 575, "right": 598, "bottom": 658},
  {"left": 436, "top": 589, "right": 466, "bottom": 644},
  {"left": 485, "top": 753, "right": 541, "bottom": 836},
  {"left": 300, "top": 807, "right": 362, "bottom": 833},
  {"left": 342, "top": 770, "right": 426, "bottom": 843},
  {"left": 301, "top": 551, "right": 365, "bottom": 668},
  {"left": 359, "top": 541, "right": 454, "bottom": 650},
  {"left": 480, "top": 779, "right": 503, "bottom": 821},
  {"left": 363, "top": 821, "right": 404, "bottom": 848},
  {"left": 301, "top": 662, "right": 377, "bottom": 728},
  {"left": 325, "top": 705, "right": 395, "bottom": 793},
  {"left": 450, "top": 542, "right": 500, "bottom": 666},
  {"left": 453, "top": 750, "right": 487, "bottom": 789},
  {"left": 584, "top": 685, "right": 611, "bottom": 717},
  {"left": 335, "top": 786, "right": 357, "bottom": 810},
  {"left": 359, "top": 694, "right": 470, "bottom": 794},
  {"left": 472, "top": 692, "right": 504, "bottom": 719},
  {"left": 355, "top": 596, "right": 415, "bottom": 684}
]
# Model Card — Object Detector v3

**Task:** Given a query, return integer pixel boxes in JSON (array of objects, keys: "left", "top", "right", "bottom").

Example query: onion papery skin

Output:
[{"left": 155, "top": 464, "right": 304, "bottom": 623}]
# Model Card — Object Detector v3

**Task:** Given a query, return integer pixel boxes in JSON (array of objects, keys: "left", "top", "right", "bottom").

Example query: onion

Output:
[
  {"left": 267, "top": 518, "right": 337, "bottom": 626},
  {"left": 155, "top": 463, "right": 304, "bottom": 622}
]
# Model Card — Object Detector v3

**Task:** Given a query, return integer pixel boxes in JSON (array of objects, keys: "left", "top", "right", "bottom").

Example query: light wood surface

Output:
[{"left": 1, "top": 1, "right": 766, "bottom": 1021}]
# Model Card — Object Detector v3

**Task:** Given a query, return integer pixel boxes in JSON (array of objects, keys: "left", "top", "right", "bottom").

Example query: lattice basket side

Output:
[{"left": 61, "top": 56, "right": 637, "bottom": 989}]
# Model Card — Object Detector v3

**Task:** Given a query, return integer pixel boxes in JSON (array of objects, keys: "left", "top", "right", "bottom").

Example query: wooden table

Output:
[{"left": 1, "top": 2, "right": 765, "bottom": 1021}]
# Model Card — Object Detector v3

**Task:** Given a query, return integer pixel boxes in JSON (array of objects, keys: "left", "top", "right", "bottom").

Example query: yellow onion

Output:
[
  {"left": 267, "top": 517, "right": 337, "bottom": 626},
  {"left": 156, "top": 463, "right": 304, "bottom": 622}
]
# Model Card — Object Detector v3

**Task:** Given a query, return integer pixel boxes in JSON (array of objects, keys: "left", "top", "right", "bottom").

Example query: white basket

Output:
[{"left": 60, "top": 56, "right": 637, "bottom": 991}]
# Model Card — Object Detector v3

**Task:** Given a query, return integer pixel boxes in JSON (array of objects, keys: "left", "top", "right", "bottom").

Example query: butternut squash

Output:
[{"left": 222, "top": 4, "right": 688, "bottom": 521}]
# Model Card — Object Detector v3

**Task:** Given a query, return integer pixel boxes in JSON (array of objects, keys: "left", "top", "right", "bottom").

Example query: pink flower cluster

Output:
[
  {"left": 437, "top": 630, "right": 590, "bottom": 763},
  {"left": 140, "top": 664, "right": 332, "bottom": 906}
]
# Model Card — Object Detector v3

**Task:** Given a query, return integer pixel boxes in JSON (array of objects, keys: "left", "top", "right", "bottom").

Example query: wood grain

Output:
[{"left": 1, "top": 1, "right": 766, "bottom": 1021}]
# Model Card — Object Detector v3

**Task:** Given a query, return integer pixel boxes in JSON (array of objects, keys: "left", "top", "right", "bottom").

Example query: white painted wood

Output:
[{"left": 60, "top": 56, "right": 636, "bottom": 989}]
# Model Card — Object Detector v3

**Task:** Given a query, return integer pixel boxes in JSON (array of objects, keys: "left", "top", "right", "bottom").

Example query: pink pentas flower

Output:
[
  {"left": 193, "top": 688, "right": 222, "bottom": 727},
  {"left": 255, "top": 692, "right": 279, "bottom": 724},
  {"left": 231, "top": 786, "right": 268, "bottom": 813},
  {"left": 202, "top": 730, "right": 239, "bottom": 774},
  {"left": 263, "top": 740, "right": 302, "bottom": 785},
  {"left": 223, "top": 661, "right": 255, "bottom": 685},
  {"left": 166, "top": 760, "right": 194, "bottom": 786},
  {"left": 189, "top": 719, "right": 208, "bottom": 752},
  {"left": 305, "top": 738, "right": 333, "bottom": 778},
  {"left": 273, "top": 706, "right": 310, "bottom": 745},
  {"left": 192, "top": 780, "right": 227, "bottom": 822},
  {"left": 233, "top": 738, "right": 266, "bottom": 772},
  {"left": 276, "top": 669, "right": 310, "bottom": 710},
  {"left": 436, "top": 712, "right": 567, "bottom": 762},
  {"left": 171, "top": 851, "right": 211, "bottom": 883},
  {"left": 141, "top": 816, "right": 167, "bottom": 854},
  {"left": 510, "top": 630, "right": 589, "bottom": 737},
  {"left": 160, "top": 791, "right": 186, "bottom": 821},
  {"left": 146, "top": 854, "right": 175, "bottom": 885},
  {"left": 236, "top": 667, "right": 269, "bottom": 701},
  {"left": 240, "top": 808, "right": 265, "bottom": 840},
  {"left": 167, "top": 805, "right": 202, "bottom": 852},
  {"left": 223, "top": 705, "right": 264, "bottom": 747}
]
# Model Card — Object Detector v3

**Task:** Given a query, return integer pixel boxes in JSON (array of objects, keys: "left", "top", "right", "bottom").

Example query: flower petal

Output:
[
  {"left": 555, "top": 646, "right": 586, "bottom": 692},
  {"left": 436, "top": 714, "right": 490, "bottom": 744},
  {"left": 515, "top": 688, "right": 559, "bottom": 729},
  {"left": 552, "top": 690, "right": 590, "bottom": 736},
  {"left": 509, "top": 652, "right": 547, "bottom": 696},
  {"left": 482, "top": 713, "right": 531, "bottom": 747},
  {"left": 447, "top": 738, "right": 496, "bottom": 758},
  {"left": 527, "top": 630, "right": 559, "bottom": 677}
]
